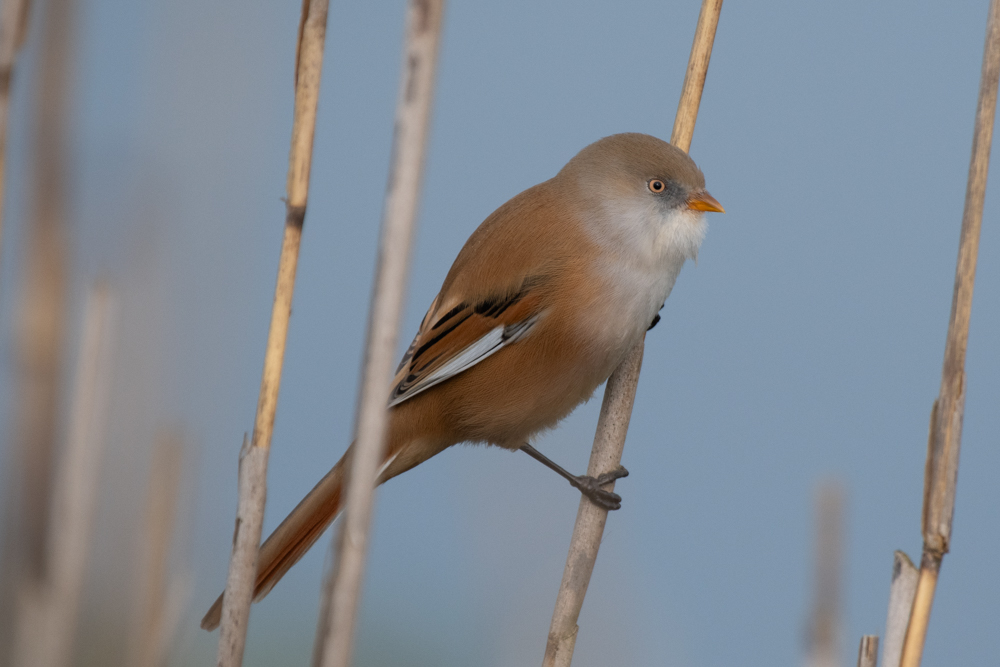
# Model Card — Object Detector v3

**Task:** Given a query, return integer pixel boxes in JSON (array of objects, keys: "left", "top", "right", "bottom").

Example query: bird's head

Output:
[{"left": 558, "top": 133, "right": 724, "bottom": 262}]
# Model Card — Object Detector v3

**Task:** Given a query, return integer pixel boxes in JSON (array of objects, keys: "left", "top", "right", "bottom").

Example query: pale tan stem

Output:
[
  {"left": 130, "top": 431, "right": 185, "bottom": 667},
  {"left": 12, "top": 284, "right": 116, "bottom": 667},
  {"left": 216, "top": 435, "right": 264, "bottom": 667},
  {"left": 1, "top": 0, "right": 72, "bottom": 662},
  {"left": 899, "top": 556, "right": 940, "bottom": 667},
  {"left": 882, "top": 551, "right": 918, "bottom": 667},
  {"left": 0, "top": 0, "right": 31, "bottom": 284},
  {"left": 541, "top": 2, "right": 722, "bottom": 665},
  {"left": 312, "top": 2, "right": 445, "bottom": 666},
  {"left": 214, "top": 1, "right": 329, "bottom": 665},
  {"left": 542, "top": 347, "right": 643, "bottom": 667},
  {"left": 7, "top": 0, "right": 71, "bottom": 581},
  {"left": 899, "top": 0, "right": 1000, "bottom": 665},
  {"left": 671, "top": 0, "right": 723, "bottom": 152},
  {"left": 807, "top": 482, "right": 843, "bottom": 667},
  {"left": 857, "top": 635, "right": 879, "bottom": 667}
]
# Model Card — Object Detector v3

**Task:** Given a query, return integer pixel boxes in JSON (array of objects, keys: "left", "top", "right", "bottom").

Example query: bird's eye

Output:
[{"left": 648, "top": 179, "right": 666, "bottom": 193}]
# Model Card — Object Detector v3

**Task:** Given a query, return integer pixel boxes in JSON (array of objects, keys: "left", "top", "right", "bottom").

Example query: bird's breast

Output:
[
  {"left": 570, "top": 249, "right": 686, "bottom": 380},
  {"left": 577, "top": 204, "right": 705, "bottom": 361}
]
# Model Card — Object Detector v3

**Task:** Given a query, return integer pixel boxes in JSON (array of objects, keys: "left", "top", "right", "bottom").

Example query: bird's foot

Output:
[{"left": 569, "top": 465, "right": 629, "bottom": 510}]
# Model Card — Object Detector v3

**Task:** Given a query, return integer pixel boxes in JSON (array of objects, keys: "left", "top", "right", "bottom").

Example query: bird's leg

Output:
[{"left": 519, "top": 443, "right": 629, "bottom": 510}]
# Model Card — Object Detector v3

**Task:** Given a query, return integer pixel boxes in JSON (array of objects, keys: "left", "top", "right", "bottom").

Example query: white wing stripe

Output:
[{"left": 388, "top": 315, "right": 539, "bottom": 407}]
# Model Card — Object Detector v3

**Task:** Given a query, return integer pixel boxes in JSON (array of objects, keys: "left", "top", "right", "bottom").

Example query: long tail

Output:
[
  {"left": 201, "top": 448, "right": 351, "bottom": 631},
  {"left": 200, "top": 424, "right": 444, "bottom": 631}
]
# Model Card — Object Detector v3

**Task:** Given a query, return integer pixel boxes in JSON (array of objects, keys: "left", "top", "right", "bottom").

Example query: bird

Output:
[{"left": 201, "top": 132, "right": 723, "bottom": 630}]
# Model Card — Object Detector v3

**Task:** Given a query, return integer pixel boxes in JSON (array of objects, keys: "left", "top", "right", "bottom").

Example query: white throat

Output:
[
  {"left": 584, "top": 199, "right": 708, "bottom": 355},
  {"left": 592, "top": 197, "right": 707, "bottom": 270}
]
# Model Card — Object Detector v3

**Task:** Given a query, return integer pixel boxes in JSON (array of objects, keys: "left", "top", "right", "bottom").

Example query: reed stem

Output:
[
  {"left": 899, "top": 0, "right": 1000, "bottom": 664},
  {"left": 214, "top": 2, "right": 330, "bottom": 665},
  {"left": 542, "top": 4, "right": 723, "bottom": 664},
  {"left": 312, "top": 2, "right": 445, "bottom": 666}
]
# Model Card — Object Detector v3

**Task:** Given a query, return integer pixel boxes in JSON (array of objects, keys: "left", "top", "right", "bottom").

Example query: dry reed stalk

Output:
[
  {"left": 9, "top": 0, "right": 72, "bottom": 579},
  {"left": 542, "top": 348, "right": 643, "bottom": 667},
  {"left": 807, "top": 483, "right": 843, "bottom": 667},
  {"left": 310, "top": 539, "right": 338, "bottom": 667},
  {"left": 0, "top": 0, "right": 73, "bottom": 663},
  {"left": 0, "top": 4, "right": 34, "bottom": 646},
  {"left": 541, "top": 2, "right": 722, "bottom": 665},
  {"left": 671, "top": 0, "right": 724, "bottom": 152},
  {"left": 898, "top": 1, "right": 1000, "bottom": 665},
  {"left": 130, "top": 430, "right": 185, "bottom": 667},
  {"left": 0, "top": 0, "right": 31, "bottom": 585},
  {"left": 857, "top": 636, "right": 879, "bottom": 667},
  {"left": 312, "top": 2, "right": 445, "bottom": 666},
  {"left": 882, "top": 551, "right": 918, "bottom": 667},
  {"left": 12, "top": 283, "right": 117, "bottom": 667},
  {"left": 214, "top": 1, "right": 329, "bottom": 665},
  {"left": 0, "top": 0, "right": 31, "bottom": 274}
]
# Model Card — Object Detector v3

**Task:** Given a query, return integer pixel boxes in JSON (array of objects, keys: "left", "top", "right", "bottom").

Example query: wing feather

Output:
[{"left": 389, "top": 277, "right": 544, "bottom": 407}]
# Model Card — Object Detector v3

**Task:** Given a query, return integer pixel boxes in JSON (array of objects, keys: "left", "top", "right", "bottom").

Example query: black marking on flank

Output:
[{"left": 647, "top": 301, "right": 665, "bottom": 331}]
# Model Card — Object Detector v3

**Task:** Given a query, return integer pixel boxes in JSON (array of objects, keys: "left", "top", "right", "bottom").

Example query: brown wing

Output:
[{"left": 389, "top": 276, "right": 545, "bottom": 407}]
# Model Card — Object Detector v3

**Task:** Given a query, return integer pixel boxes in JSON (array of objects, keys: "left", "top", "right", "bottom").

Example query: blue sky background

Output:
[{"left": 0, "top": 1, "right": 998, "bottom": 666}]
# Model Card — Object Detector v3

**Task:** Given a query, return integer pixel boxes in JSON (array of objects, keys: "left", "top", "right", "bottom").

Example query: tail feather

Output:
[
  {"left": 200, "top": 454, "right": 347, "bottom": 631},
  {"left": 201, "top": 419, "right": 447, "bottom": 633}
]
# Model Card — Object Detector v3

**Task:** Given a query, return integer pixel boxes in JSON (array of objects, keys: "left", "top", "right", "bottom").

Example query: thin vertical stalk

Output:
[
  {"left": 0, "top": 0, "right": 31, "bottom": 279},
  {"left": 312, "top": 1, "right": 445, "bottom": 666},
  {"left": 807, "top": 483, "right": 843, "bottom": 667},
  {"left": 671, "top": 0, "right": 723, "bottom": 152},
  {"left": 12, "top": 283, "right": 117, "bottom": 667},
  {"left": 310, "top": 535, "right": 338, "bottom": 667},
  {"left": 857, "top": 636, "right": 879, "bottom": 667},
  {"left": 883, "top": 551, "right": 919, "bottom": 667},
  {"left": 541, "top": 2, "right": 722, "bottom": 665},
  {"left": 0, "top": 8, "right": 33, "bottom": 639},
  {"left": 1, "top": 0, "right": 73, "bottom": 663},
  {"left": 11, "top": 0, "right": 72, "bottom": 581},
  {"left": 130, "top": 430, "right": 185, "bottom": 667},
  {"left": 899, "top": 0, "right": 1000, "bottom": 665},
  {"left": 214, "top": 1, "right": 329, "bottom": 665},
  {"left": 542, "top": 349, "right": 644, "bottom": 667}
]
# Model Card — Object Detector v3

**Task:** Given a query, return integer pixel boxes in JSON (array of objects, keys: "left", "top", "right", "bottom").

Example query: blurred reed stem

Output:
[
  {"left": 857, "top": 635, "right": 878, "bottom": 667},
  {"left": 130, "top": 430, "right": 185, "bottom": 667},
  {"left": 0, "top": 0, "right": 31, "bottom": 283},
  {"left": 312, "top": 1, "right": 445, "bottom": 666},
  {"left": 12, "top": 283, "right": 117, "bottom": 667},
  {"left": 0, "top": 0, "right": 73, "bottom": 662},
  {"left": 214, "top": 2, "right": 330, "bottom": 664},
  {"left": 882, "top": 551, "right": 918, "bottom": 667},
  {"left": 807, "top": 482, "right": 843, "bottom": 667},
  {"left": 542, "top": 2, "right": 722, "bottom": 665},
  {"left": 899, "top": 0, "right": 1000, "bottom": 664}
]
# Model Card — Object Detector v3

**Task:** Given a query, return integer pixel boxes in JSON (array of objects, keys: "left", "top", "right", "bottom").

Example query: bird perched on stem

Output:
[{"left": 202, "top": 132, "right": 723, "bottom": 630}]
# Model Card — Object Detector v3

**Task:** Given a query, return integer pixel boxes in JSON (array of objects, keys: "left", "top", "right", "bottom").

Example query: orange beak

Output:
[{"left": 686, "top": 190, "right": 725, "bottom": 213}]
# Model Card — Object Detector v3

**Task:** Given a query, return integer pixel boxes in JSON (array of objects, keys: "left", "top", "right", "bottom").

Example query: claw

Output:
[
  {"left": 595, "top": 465, "right": 629, "bottom": 486},
  {"left": 570, "top": 465, "right": 629, "bottom": 511},
  {"left": 519, "top": 443, "right": 628, "bottom": 511}
]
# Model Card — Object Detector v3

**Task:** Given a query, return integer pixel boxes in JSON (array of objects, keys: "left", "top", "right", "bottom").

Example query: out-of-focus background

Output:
[{"left": 0, "top": 0, "right": 998, "bottom": 665}]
